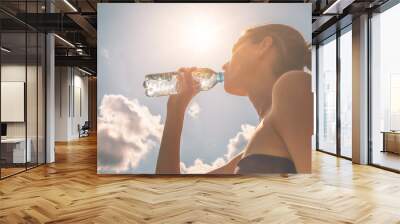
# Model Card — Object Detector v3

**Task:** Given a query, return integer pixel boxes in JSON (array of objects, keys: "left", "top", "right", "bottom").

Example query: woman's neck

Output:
[{"left": 248, "top": 72, "right": 278, "bottom": 119}]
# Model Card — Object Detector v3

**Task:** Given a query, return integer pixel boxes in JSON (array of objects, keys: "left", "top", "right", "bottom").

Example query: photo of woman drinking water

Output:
[
  {"left": 97, "top": 4, "right": 312, "bottom": 174},
  {"left": 156, "top": 24, "right": 313, "bottom": 174}
]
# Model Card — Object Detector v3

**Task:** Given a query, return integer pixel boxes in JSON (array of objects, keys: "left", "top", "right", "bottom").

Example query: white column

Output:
[
  {"left": 45, "top": 1, "right": 55, "bottom": 163},
  {"left": 46, "top": 33, "right": 55, "bottom": 163},
  {"left": 352, "top": 14, "right": 369, "bottom": 164}
]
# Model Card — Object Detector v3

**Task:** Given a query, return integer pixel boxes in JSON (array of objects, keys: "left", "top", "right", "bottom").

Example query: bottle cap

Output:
[{"left": 216, "top": 72, "right": 224, "bottom": 82}]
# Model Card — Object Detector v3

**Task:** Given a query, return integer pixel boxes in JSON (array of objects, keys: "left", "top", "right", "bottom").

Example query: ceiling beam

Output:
[
  {"left": 55, "top": 55, "right": 96, "bottom": 72},
  {"left": 323, "top": 0, "right": 356, "bottom": 14},
  {"left": 67, "top": 13, "right": 97, "bottom": 39}
]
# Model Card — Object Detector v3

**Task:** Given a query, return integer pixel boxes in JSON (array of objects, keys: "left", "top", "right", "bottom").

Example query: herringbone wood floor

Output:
[{"left": 1, "top": 135, "right": 400, "bottom": 224}]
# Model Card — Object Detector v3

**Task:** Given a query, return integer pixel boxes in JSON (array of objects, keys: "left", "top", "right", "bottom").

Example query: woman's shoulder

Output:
[
  {"left": 275, "top": 70, "right": 311, "bottom": 87},
  {"left": 271, "top": 70, "right": 311, "bottom": 100}
]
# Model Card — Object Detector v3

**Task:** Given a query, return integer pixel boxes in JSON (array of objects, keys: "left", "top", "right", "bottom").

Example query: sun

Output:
[{"left": 185, "top": 14, "right": 219, "bottom": 53}]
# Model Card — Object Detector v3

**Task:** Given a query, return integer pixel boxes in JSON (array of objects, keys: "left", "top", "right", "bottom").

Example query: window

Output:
[
  {"left": 317, "top": 36, "right": 337, "bottom": 154},
  {"left": 312, "top": 45, "right": 317, "bottom": 150},
  {"left": 339, "top": 28, "right": 352, "bottom": 158},
  {"left": 390, "top": 74, "right": 400, "bottom": 130},
  {"left": 371, "top": 2, "right": 400, "bottom": 171}
]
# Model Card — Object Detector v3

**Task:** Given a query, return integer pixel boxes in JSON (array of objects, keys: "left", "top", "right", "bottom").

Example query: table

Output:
[
  {"left": 1, "top": 138, "right": 31, "bottom": 164},
  {"left": 381, "top": 131, "right": 400, "bottom": 154}
]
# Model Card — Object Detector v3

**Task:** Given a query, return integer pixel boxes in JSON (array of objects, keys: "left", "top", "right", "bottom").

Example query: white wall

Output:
[
  {"left": 1, "top": 65, "right": 39, "bottom": 138},
  {"left": 1, "top": 65, "right": 26, "bottom": 133},
  {"left": 55, "top": 67, "right": 89, "bottom": 141},
  {"left": 71, "top": 73, "right": 89, "bottom": 138},
  {"left": 55, "top": 67, "right": 69, "bottom": 141}
]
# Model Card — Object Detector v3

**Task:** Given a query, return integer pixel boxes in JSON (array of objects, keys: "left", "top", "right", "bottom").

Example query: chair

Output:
[{"left": 79, "top": 121, "right": 90, "bottom": 138}]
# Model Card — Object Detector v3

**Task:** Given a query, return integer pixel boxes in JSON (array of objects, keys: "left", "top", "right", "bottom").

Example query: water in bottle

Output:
[{"left": 143, "top": 68, "right": 224, "bottom": 97}]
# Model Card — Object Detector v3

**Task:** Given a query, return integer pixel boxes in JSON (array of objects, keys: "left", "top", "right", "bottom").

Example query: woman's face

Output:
[
  {"left": 222, "top": 34, "right": 259, "bottom": 96},
  {"left": 222, "top": 34, "right": 254, "bottom": 96}
]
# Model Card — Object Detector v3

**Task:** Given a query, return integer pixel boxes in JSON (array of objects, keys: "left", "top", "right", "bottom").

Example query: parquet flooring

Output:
[
  {"left": 1, "top": 135, "right": 400, "bottom": 223},
  {"left": 1, "top": 167, "right": 26, "bottom": 178}
]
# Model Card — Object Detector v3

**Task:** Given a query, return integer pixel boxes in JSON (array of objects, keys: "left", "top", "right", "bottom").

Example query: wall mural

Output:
[{"left": 98, "top": 3, "right": 312, "bottom": 174}]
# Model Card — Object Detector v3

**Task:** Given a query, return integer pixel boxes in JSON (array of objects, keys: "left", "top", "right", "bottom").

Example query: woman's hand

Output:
[{"left": 167, "top": 67, "right": 200, "bottom": 113}]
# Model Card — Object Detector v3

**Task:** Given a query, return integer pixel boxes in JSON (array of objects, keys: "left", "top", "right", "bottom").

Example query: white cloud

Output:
[
  {"left": 180, "top": 158, "right": 226, "bottom": 174},
  {"left": 225, "top": 124, "right": 256, "bottom": 160},
  {"left": 180, "top": 124, "right": 256, "bottom": 174},
  {"left": 187, "top": 101, "right": 201, "bottom": 119},
  {"left": 97, "top": 94, "right": 255, "bottom": 175},
  {"left": 97, "top": 94, "right": 163, "bottom": 173}
]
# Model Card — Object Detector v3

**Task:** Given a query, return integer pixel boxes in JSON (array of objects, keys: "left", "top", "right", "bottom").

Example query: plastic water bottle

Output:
[{"left": 143, "top": 68, "right": 224, "bottom": 97}]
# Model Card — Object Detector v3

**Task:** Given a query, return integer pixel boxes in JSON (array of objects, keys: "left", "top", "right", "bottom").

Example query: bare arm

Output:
[
  {"left": 155, "top": 103, "right": 185, "bottom": 174},
  {"left": 155, "top": 67, "right": 200, "bottom": 174}
]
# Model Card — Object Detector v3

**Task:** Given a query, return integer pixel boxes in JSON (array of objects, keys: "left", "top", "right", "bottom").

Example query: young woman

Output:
[{"left": 156, "top": 24, "right": 313, "bottom": 174}]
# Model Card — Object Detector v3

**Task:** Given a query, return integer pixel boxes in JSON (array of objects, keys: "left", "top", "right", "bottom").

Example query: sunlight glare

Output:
[{"left": 184, "top": 14, "right": 219, "bottom": 53}]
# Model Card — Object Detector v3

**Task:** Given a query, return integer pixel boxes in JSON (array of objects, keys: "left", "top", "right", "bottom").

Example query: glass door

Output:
[
  {"left": 1, "top": 31, "right": 28, "bottom": 178},
  {"left": 0, "top": 1, "right": 47, "bottom": 179}
]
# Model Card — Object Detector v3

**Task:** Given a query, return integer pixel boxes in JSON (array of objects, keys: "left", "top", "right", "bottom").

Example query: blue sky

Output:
[{"left": 97, "top": 3, "right": 311, "bottom": 174}]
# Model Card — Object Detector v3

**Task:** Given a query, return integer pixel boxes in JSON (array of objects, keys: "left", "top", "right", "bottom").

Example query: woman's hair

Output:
[{"left": 245, "top": 24, "right": 311, "bottom": 75}]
